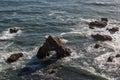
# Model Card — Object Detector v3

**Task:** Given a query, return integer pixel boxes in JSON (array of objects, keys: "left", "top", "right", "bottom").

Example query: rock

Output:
[
  {"left": 89, "top": 18, "right": 108, "bottom": 28},
  {"left": 89, "top": 26, "right": 95, "bottom": 29},
  {"left": 91, "top": 34, "right": 112, "bottom": 41},
  {"left": 94, "top": 44, "right": 101, "bottom": 49},
  {"left": 9, "top": 28, "right": 19, "bottom": 33},
  {"left": 89, "top": 21, "right": 107, "bottom": 28},
  {"left": 107, "top": 56, "right": 114, "bottom": 62},
  {"left": 115, "top": 54, "right": 120, "bottom": 57},
  {"left": 107, "top": 27, "right": 119, "bottom": 33},
  {"left": 7, "top": 53, "right": 23, "bottom": 63},
  {"left": 36, "top": 35, "right": 71, "bottom": 59},
  {"left": 101, "top": 18, "right": 108, "bottom": 22}
]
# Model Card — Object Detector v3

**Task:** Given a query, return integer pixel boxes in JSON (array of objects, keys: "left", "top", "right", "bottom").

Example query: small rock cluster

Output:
[
  {"left": 89, "top": 18, "right": 119, "bottom": 41},
  {"left": 89, "top": 18, "right": 119, "bottom": 62}
]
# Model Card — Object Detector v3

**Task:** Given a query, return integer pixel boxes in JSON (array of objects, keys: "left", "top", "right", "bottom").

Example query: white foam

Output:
[
  {"left": 63, "top": 49, "right": 82, "bottom": 62},
  {"left": 80, "top": 18, "right": 95, "bottom": 24},
  {"left": 0, "top": 46, "right": 39, "bottom": 72},
  {"left": 60, "top": 38, "right": 68, "bottom": 43},
  {"left": 48, "top": 11, "right": 66, "bottom": 16},
  {"left": 0, "top": 27, "right": 22, "bottom": 40}
]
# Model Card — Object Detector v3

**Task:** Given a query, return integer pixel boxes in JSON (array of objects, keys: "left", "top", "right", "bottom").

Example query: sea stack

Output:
[{"left": 36, "top": 35, "right": 71, "bottom": 59}]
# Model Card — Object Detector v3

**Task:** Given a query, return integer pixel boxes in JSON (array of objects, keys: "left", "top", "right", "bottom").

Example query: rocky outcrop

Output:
[
  {"left": 89, "top": 18, "right": 108, "bottom": 28},
  {"left": 91, "top": 34, "right": 112, "bottom": 41},
  {"left": 107, "top": 27, "right": 119, "bottom": 33},
  {"left": 7, "top": 53, "right": 23, "bottom": 63},
  {"left": 9, "top": 28, "right": 19, "bottom": 33},
  {"left": 94, "top": 44, "right": 101, "bottom": 49},
  {"left": 36, "top": 35, "right": 71, "bottom": 59}
]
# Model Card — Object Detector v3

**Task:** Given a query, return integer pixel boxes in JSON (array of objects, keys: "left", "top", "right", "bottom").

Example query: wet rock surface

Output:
[
  {"left": 107, "top": 27, "right": 119, "bottom": 33},
  {"left": 89, "top": 18, "right": 108, "bottom": 28},
  {"left": 36, "top": 35, "right": 71, "bottom": 59},
  {"left": 7, "top": 53, "right": 23, "bottom": 63},
  {"left": 91, "top": 34, "right": 112, "bottom": 41},
  {"left": 9, "top": 28, "right": 19, "bottom": 33}
]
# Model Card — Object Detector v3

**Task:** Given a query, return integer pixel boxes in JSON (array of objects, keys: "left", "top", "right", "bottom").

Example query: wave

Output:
[{"left": 83, "top": 1, "right": 117, "bottom": 6}]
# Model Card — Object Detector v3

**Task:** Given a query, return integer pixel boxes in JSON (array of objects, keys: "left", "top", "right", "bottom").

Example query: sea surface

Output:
[{"left": 0, "top": 0, "right": 120, "bottom": 80}]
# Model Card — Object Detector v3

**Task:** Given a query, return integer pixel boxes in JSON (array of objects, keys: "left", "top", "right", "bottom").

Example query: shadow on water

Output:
[{"left": 18, "top": 55, "right": 59, "bottom": 76}]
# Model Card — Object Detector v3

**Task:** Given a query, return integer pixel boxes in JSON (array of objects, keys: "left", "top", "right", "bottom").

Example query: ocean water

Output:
[{"left": 0, "top": 0, "right": 120, "bottom": 80}]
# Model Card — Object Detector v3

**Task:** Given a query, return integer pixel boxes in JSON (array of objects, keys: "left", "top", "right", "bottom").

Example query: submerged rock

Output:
[
  {"left": 9, "top": 28, "right": 19, "bottom": 33},
  {"left": 94, "top": 44, "right": 101, "bottom": 49},
  {"left": 36, "top": 35, "right": 71, "bottom": 59},
  {"left": 107, "top": 27, "right": 119, "bottom": 33},
  {"left": 7, "top": 53, "right": 23, "bottom": 63},
  {"left": 91, "top": 34, "right": 112, "bottom": 41},
  {"left": 89, "top": 18, "right": 108, "bottom": 28}
]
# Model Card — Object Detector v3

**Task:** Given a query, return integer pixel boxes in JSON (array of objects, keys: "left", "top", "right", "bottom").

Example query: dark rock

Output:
[
  {"left": 9, "top": 28, "right": 19, "bottom": 33},
  {"left": 101, "top": 18, "right": 108, "bottom": 22},
  {"left": 89, "top": 18, "right": 108, "bottom": 28},
  {"left": 36, "top": 35, "right": 71, "bottom": 59},
  {"left": 107, "top": 56, "right": 114, "bottom": 62},
  {"left": 89, "top": 21, "right": 107, "bottom": 28},
  {"left": 115, "top": 54, "right": 120, "bottom": 57},
  {"left": 89, "top": 26, "right": 95, "bottom": 29},
  {"left": 94, "top": 44, "right": 101, "bottom": 49},
  {"left": 91, "top": 34, "right": 112, "bottom": 41},
  {"left": 107, "top": 27, "right": 119, "bottom": 33},
  {"left": 7, "top": 53, "right": 23, "bottom": 63}
]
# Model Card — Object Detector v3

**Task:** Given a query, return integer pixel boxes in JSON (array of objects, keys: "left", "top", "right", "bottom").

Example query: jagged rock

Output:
[
  {"left": 9, "top": 28, "right": 19, "bottom": 33},
  {"left": 115, "top": 54, "right": 120, "bottom": 57},
  {"left": 91, "top": 34, "right": 112, "bottom": 41},
  {"left": 7, "top": 53, "right": 23, "bottom": 63},
  {"left": 107, "top": 56, "right": 114, "bottom": 62},
  {"left": 89, "top": 18, "right": 108, "bottom": 28},
  {"left": 107, "top": 27, "right": 119, "bottom": 33},
  {"left": 94, "top": 44, "right": 101, "bottom": 49},
  {"left": 36, "top": 35, "right": 71, "bottom": 59}
]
